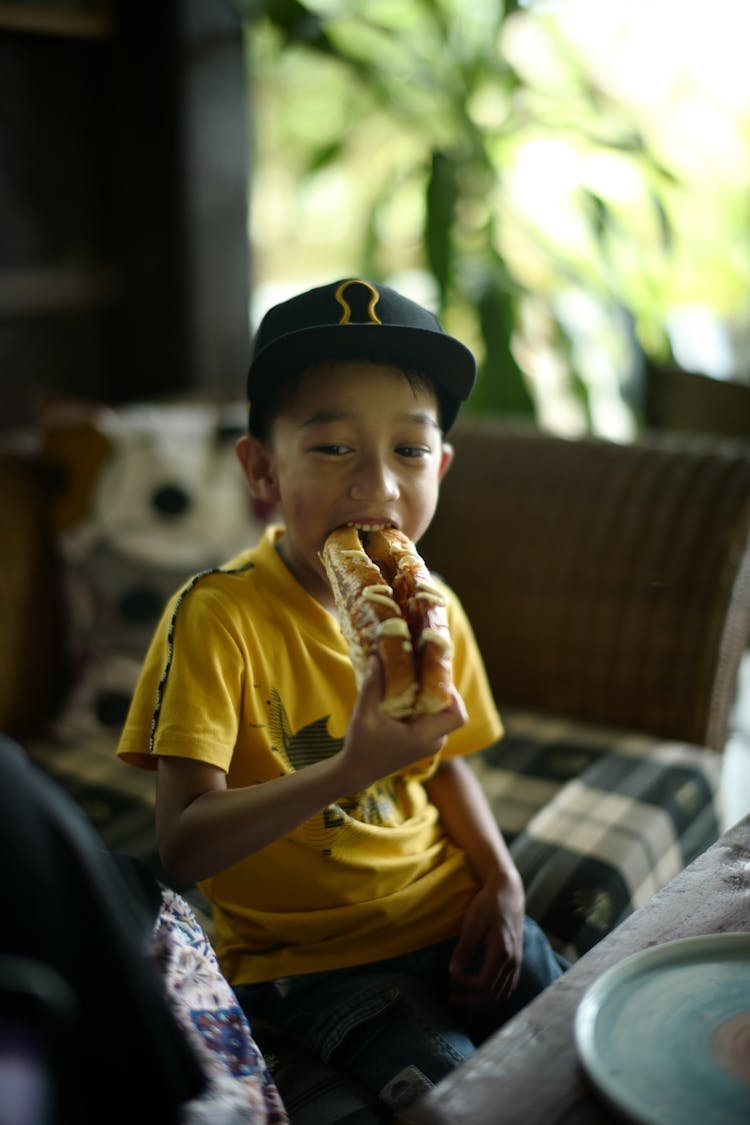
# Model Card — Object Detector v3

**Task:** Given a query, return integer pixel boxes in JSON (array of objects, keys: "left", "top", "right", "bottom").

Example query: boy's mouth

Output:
[
  {"left": 344, "top": 521, "right": 397, "bottom": 544},
  {"left": 345, "top": 521, "right": 396, "bottom": 531}
]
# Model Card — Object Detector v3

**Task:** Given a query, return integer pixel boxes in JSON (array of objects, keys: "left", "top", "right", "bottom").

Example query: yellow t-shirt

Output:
[{"left": 118, "top": 525, "right": 503, "bottom": 985}]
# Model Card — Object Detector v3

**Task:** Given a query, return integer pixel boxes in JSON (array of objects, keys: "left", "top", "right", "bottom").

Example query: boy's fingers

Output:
[
  {"left": 355, "top": 662, "right": 465, "bottom": 742},
  {"left": 411, "top": 690, "right": 467, "bottom": 738},
  {"left": 449, "top": 930, "right": 481, "bottom": 979},
  {"left": 362, "top": 654, "right": 382, "bottom": 688},
  {"left": 452, "top": 687, "right": 468, "bottom": 722},
  {"left": 354, "top": 656, "right": 385, "bottom": 713}
]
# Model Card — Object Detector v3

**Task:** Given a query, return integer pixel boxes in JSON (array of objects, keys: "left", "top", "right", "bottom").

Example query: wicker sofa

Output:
[
  {"left": 422, "top": 418, "right": 750, "bottom": 957},
  {"left": 3, "top": 404, "right": 750, "bottom": 970}
]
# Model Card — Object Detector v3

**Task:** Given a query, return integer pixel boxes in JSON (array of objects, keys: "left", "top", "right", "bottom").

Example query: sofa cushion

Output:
[
  {"left": 40, "top": 401, "right": 270, "bottom": 745},
  {"left": 473, "top": 710, "right": 724, "bottom": 960}
]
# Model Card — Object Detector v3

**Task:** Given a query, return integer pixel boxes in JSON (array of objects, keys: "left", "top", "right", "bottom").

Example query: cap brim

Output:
[{"left": 247, "top": 323, "right": 476, "bottom": 406}]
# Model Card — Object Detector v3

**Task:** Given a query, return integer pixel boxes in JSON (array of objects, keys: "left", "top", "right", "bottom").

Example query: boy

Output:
[{"left": 118, "top": 278, "right": 565, "bottom": 1115}]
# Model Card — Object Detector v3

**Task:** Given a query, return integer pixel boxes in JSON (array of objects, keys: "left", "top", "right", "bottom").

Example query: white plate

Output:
[{"left": 575, "top": 933, "right": 750, "bottom": 1125}]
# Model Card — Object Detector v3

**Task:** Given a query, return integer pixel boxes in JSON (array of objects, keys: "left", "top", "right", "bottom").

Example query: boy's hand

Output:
[
  {"left": 447, "top": 870, "right": 525, "bottom": 1009},
  {"left": 340, "top": 657, "right": 467, "bottom": 790}
]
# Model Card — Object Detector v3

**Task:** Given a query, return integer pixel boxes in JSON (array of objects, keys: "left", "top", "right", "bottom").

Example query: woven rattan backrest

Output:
[{"left": 420, "top": 420, "right": 750, "bottom": 751}]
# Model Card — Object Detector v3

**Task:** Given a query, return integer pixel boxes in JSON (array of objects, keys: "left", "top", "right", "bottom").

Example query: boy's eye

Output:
[
  {"left": 314, "top": 443, "right": 351, "bottom": 455},
  {"left": 397, "top": 445, "right": 430, "bottom": 459}
]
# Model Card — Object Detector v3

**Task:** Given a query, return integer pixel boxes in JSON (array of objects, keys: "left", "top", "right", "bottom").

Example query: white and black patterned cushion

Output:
[{"left": 472, "top": 710, "right": 723, "bottom": 960}]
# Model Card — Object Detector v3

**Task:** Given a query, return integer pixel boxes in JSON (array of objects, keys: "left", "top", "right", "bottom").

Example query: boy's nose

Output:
[{"left": 348, "top": 460, "right": 400, "bottom": 502}]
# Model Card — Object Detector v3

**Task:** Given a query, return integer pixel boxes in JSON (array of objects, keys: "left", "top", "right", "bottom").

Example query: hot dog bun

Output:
[
  {"left": 320, "top": 526, "right": 417, "bottom": 718},
  {"left": 320, "top": 526, "right": 453, "bottom": 718},
  {"left": 365, "top": 528, "right": 454, "bottom": 715}
]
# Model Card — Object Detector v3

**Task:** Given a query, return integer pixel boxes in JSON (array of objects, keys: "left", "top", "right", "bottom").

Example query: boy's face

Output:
[{"left": 237, "top": 359, "right": 454, "bottom": 609}]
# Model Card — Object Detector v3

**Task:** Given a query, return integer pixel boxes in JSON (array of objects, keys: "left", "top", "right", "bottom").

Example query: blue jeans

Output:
[{"left": 236, "top": 917, "right": 567, "bottom": 1114}]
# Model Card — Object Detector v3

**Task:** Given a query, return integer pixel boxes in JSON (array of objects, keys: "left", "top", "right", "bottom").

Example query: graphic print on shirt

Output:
[{"left": 264, "top": 688, "right": 401, "bottom": 828}]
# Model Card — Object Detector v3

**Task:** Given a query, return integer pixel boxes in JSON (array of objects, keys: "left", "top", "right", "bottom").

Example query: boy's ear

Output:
[
  {"left": 438, "top": 442, "right": 454, "bottom": 483},
  {"left": 235, "top": 435, "right": 280, "bottom": 502}
]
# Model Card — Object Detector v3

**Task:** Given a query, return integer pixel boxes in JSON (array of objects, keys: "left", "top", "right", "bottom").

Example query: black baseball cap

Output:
[{"left": 246, "top": 278, "right": 476, "bottom": 433}]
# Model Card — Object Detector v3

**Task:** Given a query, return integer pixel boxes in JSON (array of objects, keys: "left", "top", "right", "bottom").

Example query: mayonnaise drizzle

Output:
[
  {"left": 417, "top": 628, "right": 452, "bottom": 652},
  {"left": 364, "top": 586, "right": 400, "bottom": 609},
  {"left": 377, "top": 618, "right": 411, "bottom": 641},
  {"left": 412, "top": 589, "right": 447, "bottom": 607}
]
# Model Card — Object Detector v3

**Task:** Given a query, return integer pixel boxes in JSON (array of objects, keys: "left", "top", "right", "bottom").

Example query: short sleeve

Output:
[
  {"left": 441, "top": 582, "right": 503, "bottom": 759},
  {"left": 117, "top": 584, "right": 245, "bottom": 772}
]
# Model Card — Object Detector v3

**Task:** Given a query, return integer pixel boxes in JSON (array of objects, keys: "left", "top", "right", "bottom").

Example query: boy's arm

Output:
[
  {"left": 156, "top": 658, "right": 467, "bottom": 884},
  {"left": 425, "top": 756, "right": 525, "bottom": 1003}
]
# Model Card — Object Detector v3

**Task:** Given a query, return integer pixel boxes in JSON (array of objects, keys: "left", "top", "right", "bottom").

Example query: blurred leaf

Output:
[
  {"left": 305, "top": 139, "right": 346, "bottom": 174},
  {"left": 584, "top": 190, "right": 611, "bottom": 245},
  {"left": 582, "top": 189, "right": 610, "bottom": 246},
  {"left": 425, "top": 151, "right": 460, "bottom": 305},
  {"left": 470, "top": 277, "right": 536, "bottom": 418},
  {"left": 649, "top": 190, "right": 673, "bottom": 253},
  {"left": 240, "top": 0, "right": 329, "bottom": 48},
  {"left": 553, "top": 318, "right": 593, "bottom": 428}
]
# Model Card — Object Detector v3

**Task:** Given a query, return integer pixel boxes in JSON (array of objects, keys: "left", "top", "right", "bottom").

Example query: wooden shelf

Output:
[
  {"left": 0, "top": 265, "right": 118, "bottom": 316},
  {"left": 0, "top": 1, "right": 113, "bottom": 39}
]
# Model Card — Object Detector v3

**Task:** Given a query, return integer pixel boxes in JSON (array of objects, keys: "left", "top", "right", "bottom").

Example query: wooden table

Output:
[{"left": 401, "top": 814, "right": 750, "bottom": 1125}]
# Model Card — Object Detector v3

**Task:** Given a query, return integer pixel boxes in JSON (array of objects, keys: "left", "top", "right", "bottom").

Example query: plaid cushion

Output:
[{"left": 472, "top": 710, "right": 724, "bottom": 960}]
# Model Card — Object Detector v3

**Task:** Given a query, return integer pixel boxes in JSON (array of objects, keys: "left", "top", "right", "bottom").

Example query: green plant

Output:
[{"left": 233, "top": 0, "right": 692, "bottom": 431}]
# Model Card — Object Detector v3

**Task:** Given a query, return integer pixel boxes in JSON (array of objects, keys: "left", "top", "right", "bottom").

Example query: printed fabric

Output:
[{"left": 151, "top": 888, "right": 289, "bottom": 1124}]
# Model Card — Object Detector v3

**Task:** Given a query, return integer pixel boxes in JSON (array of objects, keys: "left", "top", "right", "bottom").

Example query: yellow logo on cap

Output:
[{"left": 334, "top": 279, "right": 382, "bottom": 325}]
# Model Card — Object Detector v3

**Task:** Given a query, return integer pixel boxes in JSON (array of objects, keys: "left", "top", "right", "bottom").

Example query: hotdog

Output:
[{"left": 320, "top": 526, "right": 454, "bottom": 718}]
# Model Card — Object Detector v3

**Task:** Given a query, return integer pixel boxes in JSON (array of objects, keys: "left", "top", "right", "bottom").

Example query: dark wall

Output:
[{"left": 0, "top": 0, "right": 251, "bottom": 431}]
